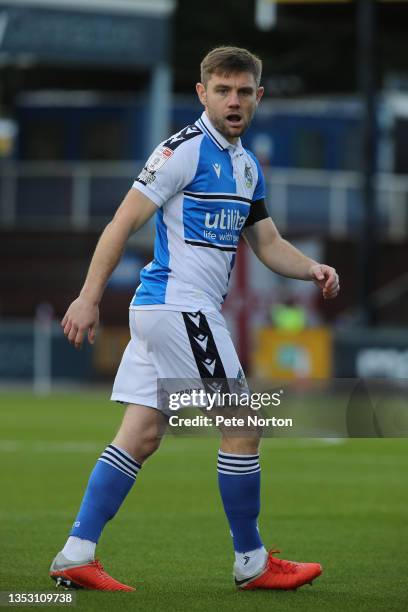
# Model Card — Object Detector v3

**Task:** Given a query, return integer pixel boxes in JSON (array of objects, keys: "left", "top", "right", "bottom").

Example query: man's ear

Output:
[
  {"left": 256, "top": 86, "right": 264, "bottom": 105},
  {"left": 196, "top": 82, "right": 207, "bottom": 106}
]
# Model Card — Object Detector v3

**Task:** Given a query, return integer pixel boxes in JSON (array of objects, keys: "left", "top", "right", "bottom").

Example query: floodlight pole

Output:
[
  {"left": 147, "top": 62, "right": 172, "bottom": 155},
  {"left": 357, "top": 0, "right": 378, "bottom": 326}
]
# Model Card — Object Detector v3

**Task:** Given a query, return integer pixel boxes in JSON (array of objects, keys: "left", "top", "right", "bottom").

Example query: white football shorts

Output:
[{"left": 111, "top": 309, "right": 244, "bottom": 411}]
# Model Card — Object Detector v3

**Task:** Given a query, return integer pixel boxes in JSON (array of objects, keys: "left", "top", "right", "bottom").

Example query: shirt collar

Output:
[{"left": 196, "top": 111, "right": 243, "bottom": 154}]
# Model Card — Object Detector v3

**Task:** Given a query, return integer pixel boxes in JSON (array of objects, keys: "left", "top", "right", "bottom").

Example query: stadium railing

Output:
[{"left": 1, "top": 161, "right": 408, "bottom": 242}]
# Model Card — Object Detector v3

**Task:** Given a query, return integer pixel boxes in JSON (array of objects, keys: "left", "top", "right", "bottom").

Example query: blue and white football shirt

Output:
[{"left": 131, "top": 112, "right": 266, "bottom": 312}]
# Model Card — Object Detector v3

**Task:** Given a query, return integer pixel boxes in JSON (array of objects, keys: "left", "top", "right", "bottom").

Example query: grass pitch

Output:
[{"left": 0, "top": 391, "right": 407, "bottom": 612}]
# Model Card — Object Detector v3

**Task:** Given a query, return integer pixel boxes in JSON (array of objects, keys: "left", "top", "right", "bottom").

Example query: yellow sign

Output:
[{"left": 252, "top": 327, "right": 332, "bottom": 379}]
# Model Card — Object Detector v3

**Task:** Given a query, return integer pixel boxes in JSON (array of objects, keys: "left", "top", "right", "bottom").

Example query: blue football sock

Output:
[
  {"left": 217, "top": 450, "right": 263, "bottom": 553},
  {"left": 69, "top": 444, "right": 141, "bottom": 543}
]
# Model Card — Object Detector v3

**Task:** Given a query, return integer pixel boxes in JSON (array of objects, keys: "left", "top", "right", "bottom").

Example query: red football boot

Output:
[
  {"left": 236, "top": 549, "right": 322, "bottom": 591},
  {"left": 50, "top": 552, "right": 135, "bottom": 591}
]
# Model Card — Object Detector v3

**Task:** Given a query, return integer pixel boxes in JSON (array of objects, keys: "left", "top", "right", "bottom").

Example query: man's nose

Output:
[{"left": 227, "top": 92, "right": 240, "bottom": 107}]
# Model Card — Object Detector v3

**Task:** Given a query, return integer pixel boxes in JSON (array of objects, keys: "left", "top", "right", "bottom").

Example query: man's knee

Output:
[
  {"left": 112, "top": 403, "right": 167, "bottom": 464},
  {"left": 133, "top": 434, "right": 162, "bottom": 463},
  {"left": 113, "top": 428, "right": 163, "bottom": 464},
  {"left": 220, "top": 431, "right": 262, "bottom": 455}
]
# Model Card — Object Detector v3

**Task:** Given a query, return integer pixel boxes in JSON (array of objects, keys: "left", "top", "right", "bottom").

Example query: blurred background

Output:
[{"left": 1, "top": 0, "right": 408, "bottom": 391}]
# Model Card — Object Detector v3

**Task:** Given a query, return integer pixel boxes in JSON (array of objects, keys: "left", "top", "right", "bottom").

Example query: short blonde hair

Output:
[{"left": 200, "top": 46, "right": 262, "bottom": 87}]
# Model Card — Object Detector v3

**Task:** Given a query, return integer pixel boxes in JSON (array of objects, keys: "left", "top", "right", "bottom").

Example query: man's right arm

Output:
[{"left": 62, "top": 189, "right": 157, "bottom": 350}]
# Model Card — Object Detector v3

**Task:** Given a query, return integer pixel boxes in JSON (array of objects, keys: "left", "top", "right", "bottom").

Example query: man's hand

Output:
[
  {"left": 61, "top": 296, "right": 99, "bottom": 350},
  {"left": 60, "top": 189, "right": 157, "bottom": 351},
  {"left": 309, "top": 264, "right": 340, "bottom": 300}
]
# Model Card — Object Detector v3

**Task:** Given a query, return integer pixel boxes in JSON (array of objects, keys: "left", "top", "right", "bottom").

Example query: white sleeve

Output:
[{"left": 132, "top": 129, "right": 202, "bottom": 208}]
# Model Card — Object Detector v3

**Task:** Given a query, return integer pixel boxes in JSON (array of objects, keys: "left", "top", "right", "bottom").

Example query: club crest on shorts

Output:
[{"left": 236, "top": 367, "right": 247, "bottom": 389}]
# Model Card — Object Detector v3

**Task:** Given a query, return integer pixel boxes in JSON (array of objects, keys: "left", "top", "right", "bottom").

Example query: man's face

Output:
[{"left": 196, "top": 71, "right": 264, "bottom": 144}]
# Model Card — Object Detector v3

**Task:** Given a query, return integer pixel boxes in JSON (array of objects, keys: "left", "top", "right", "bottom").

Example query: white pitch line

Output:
[
  {"left": 0, "top": 440, "right": 102, "bottom": 453},
  {"left": 0, "top": 438, "right": 348, "bottom": 454}
]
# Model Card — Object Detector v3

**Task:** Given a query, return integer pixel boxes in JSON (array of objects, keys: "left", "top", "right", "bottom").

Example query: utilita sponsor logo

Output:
[{"left": 205, "top": 209, "right": 246, "bottom": 231}]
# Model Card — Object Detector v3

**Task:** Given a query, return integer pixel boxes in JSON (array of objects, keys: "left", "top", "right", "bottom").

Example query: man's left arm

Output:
[{"left": 243, "top": 216, "right": 340, "bottom": 300}]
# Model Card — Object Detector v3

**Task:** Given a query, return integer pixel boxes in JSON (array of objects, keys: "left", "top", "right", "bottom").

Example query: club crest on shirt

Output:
[{"left": 244, "top": 163, "right": 253, "bottom": 188}]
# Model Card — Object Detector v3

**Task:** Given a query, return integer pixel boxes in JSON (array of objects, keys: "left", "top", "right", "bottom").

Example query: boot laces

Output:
[
  {"left": 268, "top": 549, "right": 299, "bottom": 574},
  {"left": 91, "top": 560, "right": 118, "bottom": 587},
  {"left": 92, "top": 560, "right": 105, "bottom": 575}
]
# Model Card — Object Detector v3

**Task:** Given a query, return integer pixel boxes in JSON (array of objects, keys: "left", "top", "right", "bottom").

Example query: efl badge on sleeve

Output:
[{"left": 146, "top": 146, "right": 174, "bottom": 173}]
